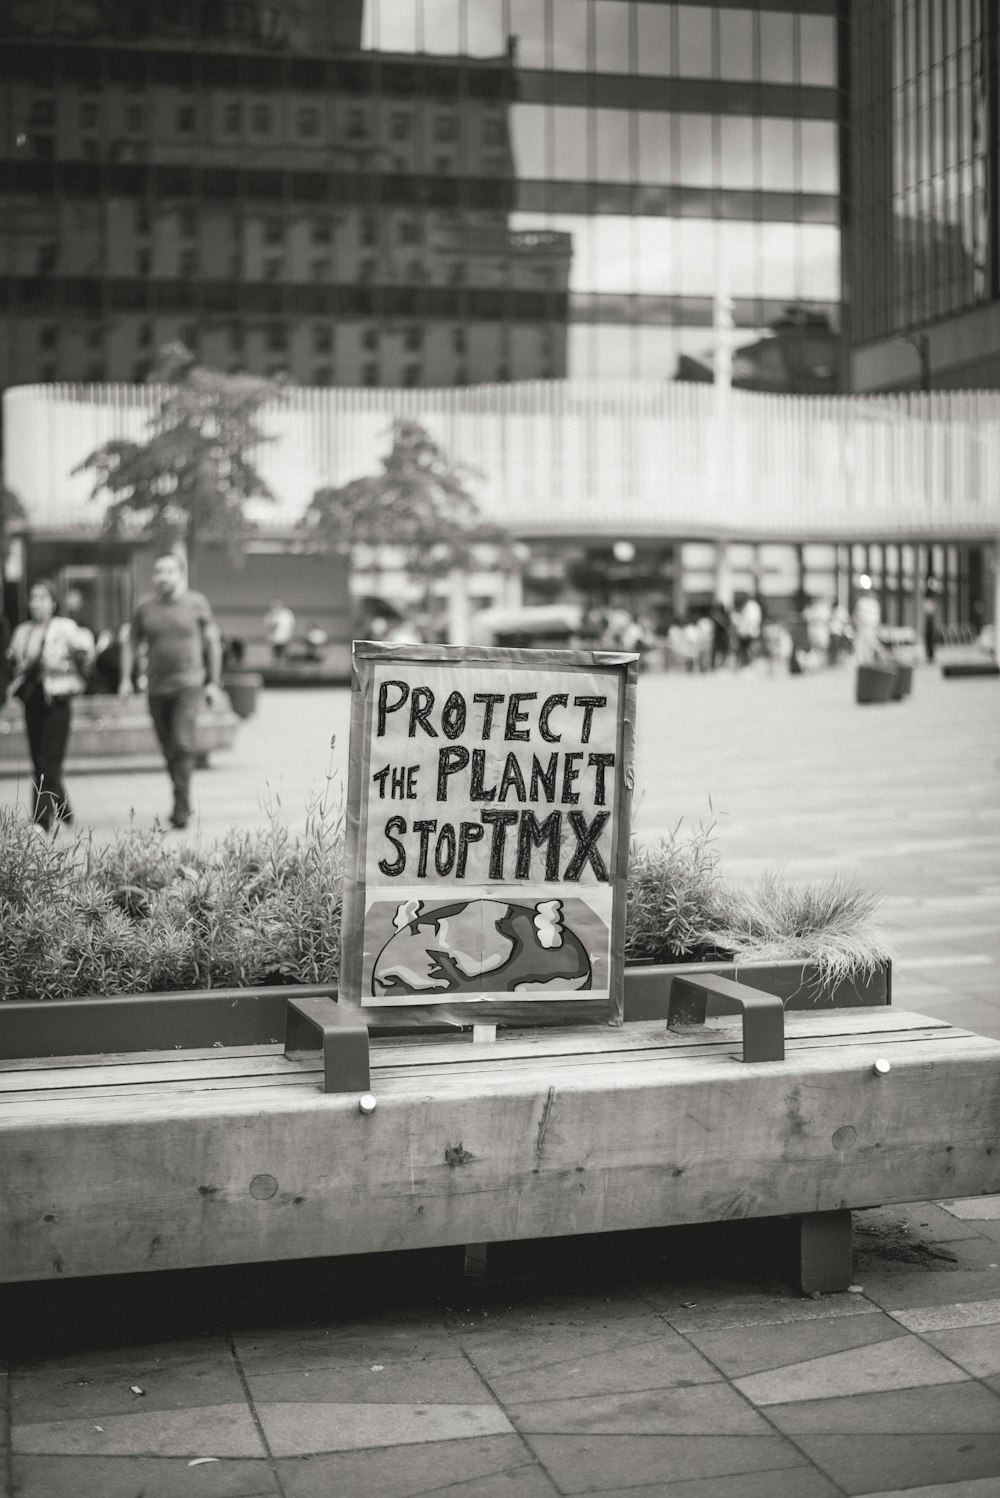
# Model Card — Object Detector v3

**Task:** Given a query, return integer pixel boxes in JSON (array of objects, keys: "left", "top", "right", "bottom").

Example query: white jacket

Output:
[{"left": 8, "top": 616, "right": 95, "bottom": 702}]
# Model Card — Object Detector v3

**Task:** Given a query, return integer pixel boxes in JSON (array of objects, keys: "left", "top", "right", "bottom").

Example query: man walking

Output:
[{"left": 119, "top": 550, "right": 224, "bottom": 829}]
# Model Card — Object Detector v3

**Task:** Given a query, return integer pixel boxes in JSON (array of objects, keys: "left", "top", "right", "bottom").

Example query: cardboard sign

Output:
[{"left": 340, "top": 643, "right": 637, "bottom": 1027}]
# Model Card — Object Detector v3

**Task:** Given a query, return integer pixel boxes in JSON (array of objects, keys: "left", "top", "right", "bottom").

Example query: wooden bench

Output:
[{"left": 3, "top": 972, "right": 998, "bottom": 1294}]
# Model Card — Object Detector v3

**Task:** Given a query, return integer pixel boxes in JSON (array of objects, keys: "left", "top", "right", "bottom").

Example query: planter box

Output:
[
  {"left": 0, "top": 959, "right": 890, "bottom": 1061},
  {"left": 855, "top": 663, "right": 896, "bottom": 703},
  {"left": 0, "top": 695, "right": 238, "bottom": 773}
]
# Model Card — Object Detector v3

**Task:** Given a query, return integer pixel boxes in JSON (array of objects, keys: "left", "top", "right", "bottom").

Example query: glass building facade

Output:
[
  {"left": 847, "top": 0, "right": 999, "bottom": 373},
  {"left": 1, "top": 0, "right": 840, "bottom": 390},
  {"left": 364, "top": 0, "right": 841, "bottom": 379}
]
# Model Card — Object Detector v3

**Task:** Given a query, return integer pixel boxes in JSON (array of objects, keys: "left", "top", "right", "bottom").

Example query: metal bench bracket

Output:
[
  {"left": 284, "top": 995, "right": 371, "bottom": 1093},
  {"left": 667, "top": 974, "right": 785, "bottom": 1062}
]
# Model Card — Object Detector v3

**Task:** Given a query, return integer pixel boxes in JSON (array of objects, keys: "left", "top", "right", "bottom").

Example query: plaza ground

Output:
[{"left": 2, "top": 657, "right": 998, "bottom": 1498}]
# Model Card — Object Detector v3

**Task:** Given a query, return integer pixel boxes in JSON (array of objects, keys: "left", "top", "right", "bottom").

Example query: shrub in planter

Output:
[{"left": 0, "top": 806, "right": 888, "bottom": 1003}]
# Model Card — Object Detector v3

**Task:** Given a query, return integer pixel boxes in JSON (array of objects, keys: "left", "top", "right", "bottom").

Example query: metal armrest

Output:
[
  {"left": 284, "top": 995, "right": 371, "bottom": 1093},
  {"left": 667, "top": 974, "right": 785, "bottom": 1062}
]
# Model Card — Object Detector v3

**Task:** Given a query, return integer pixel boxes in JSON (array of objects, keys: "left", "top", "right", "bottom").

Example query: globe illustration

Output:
[{"left": 371, "top": 897, "right": 593, "bottom": 998}]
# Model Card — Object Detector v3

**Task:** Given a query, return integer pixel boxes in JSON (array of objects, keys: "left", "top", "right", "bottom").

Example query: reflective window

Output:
[
  {"left": 466, "top": 0, "right": 504, "bottom": 57},
  {"left": 595, "top": 109, "right": 631, "bottom": 181},
  {"left": 552, "top": 0, "right": 589, "bottom": 71},
  {"left": 509, "top": 0, "right": 546, "bottom": 67},
  {"left": 423, "top": 0, "right": 461, "bottom": 54},
  {"left": 719, "top": 116, "right": 754, "bottom": 189},
  {"left": 635, "top": 3, "right": 672, "bottom": 76},
  {"left": 799, "top": 15, "right": 837, "bottom": 87},
  {"left": 677, "top": 5, "right": 713, "bottom": 79},
  {"left": 594, "top": 1, "right": 631, "bottom": 73},
  {"left": 760, "top": 117, "right": 795, "bottom": 191},
  {"left": 637, "top": 110, "right": 672, "bottom": 183},
  {"left": 759, "top": 11, "right": 795, "bottom": 84},
  {"left": 635, "top": 217, "right": 674, "bottom": 294},
  {"left": 801, "top": 120, "right": 838, "bottom": 196},
  {"left": 719, "top": 9, "right": 753, "bottom": 82},
  {"left": 372, "top": 0, "right": 417, "bottom": 51},
  {"left": 511, "top": 103, "right": 547, "bottom": 177},
  {"left": 552, "top": 105, "right": 589, "bottom": 180},
  {"left": 678, "top": 114, "right": 713, "bottom": 187}
]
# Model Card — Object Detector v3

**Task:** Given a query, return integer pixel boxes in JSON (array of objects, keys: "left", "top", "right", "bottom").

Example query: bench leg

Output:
[
  {"left": 795, "top": 1209, "right": 853, "bottom": 1295},
  {"left": 463, "top": 1243, "right": 491, "bottom": 1279}
]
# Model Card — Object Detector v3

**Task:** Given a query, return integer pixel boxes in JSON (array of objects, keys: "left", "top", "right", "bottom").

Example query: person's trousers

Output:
[
  {"left": 148, "top": 688, "right": 202, "bottom": 821},
  {"left": 23, "top": 693, "right": 72, "bottom": 830}
]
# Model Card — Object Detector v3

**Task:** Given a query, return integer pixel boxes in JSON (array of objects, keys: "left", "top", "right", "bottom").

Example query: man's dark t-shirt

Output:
[{"left": 132, "top": 591, "right": 214, "bottom": 697}]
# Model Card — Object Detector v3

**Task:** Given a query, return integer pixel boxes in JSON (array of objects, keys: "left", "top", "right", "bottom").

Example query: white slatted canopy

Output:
[{"left": 4, "top": 380, "right": 999, "bottom": 541}]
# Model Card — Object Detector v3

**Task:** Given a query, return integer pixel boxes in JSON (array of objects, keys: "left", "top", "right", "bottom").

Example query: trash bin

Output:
[
  {"left": 855, "top": 663, "right": 896, "bottom": 704},
  {"left": 222, "top": 670, "right": 263, "bottom": 719},
  {"left": 889, "top": 662, "right": 914, "bottom": 700}
]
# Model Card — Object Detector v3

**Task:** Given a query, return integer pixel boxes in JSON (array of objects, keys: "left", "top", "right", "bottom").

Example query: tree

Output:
[
  {"left": 304, "top": 418, "right": 513, "bottom": 616},
  {"left": 74, "top": 343, "right": 285, "bottom": 565}
]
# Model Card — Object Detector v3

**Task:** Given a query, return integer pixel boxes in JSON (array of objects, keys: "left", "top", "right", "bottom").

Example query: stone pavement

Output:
[
  {"left": 3, "top": 1196, "right": 1000, "bottom": 1498},
  {"left": 1, "top": 658, "right": 998, "bottom": 1497}
]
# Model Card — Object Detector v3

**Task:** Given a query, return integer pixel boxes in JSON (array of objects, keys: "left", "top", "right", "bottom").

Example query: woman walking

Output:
[{"left": 6, "top": 580, "right": 94, "bottom": 832}]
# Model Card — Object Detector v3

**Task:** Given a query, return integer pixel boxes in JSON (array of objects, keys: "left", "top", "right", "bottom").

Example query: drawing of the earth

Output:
[{"left": 371, "top": 897, "right": 593, "bottom": 997}]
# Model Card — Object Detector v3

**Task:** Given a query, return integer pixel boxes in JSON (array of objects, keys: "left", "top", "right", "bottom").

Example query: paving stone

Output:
[
  {"left": 507, "top": 1382, "right": 771, "bottom": 1437},
  {"left": 232, "top": 1317, "right": 454, "bottom": 1373},
  {"left": 856, "top": 1203, "right": 983, "bottom": 1244},
  {"left": 940, "top": 1198, "right": 999, "bottom": 1222},
  {"left": 657, "top": 1292, "right": 874, "bottom": 1333},
  {"left": 244, "top": 1354, "right": 491, "bottom": 1408},
  {"left": 682, "top": 1307, "right": 899, "bottom": 1378},
  {"left": 856, "top": 1481, "right": 1000, "bottom": 1498},
  {"left": 763, "top": 1377, "right": 1000, "bottom": 1435},
  {"left": 12, "top": 1402, "right": 264, "bottom": 1457},
  {"left": 519, "top": 1433, "right": 808, "bottom": 1493},
  {"left": 575, "top": 1471, "right": 842, "bottom": 1498},
  {"left": 461, "top": 1321, "right": 721, "bottom": 1405},
  {"left": 732, "top": 1333, "right": 967, "bottom": 1406},
  {"left": 890, "top": 1298, "right": 1000, "bottom": 1332},
  {"left": 419, "top": 1468, "right": 561, "bottom": 1498},
  {"left": 10, "top": 1335, "right": 236, "bottom": 1377},
  {"left": 12, "top": 1351, "right": 247, "bottom": 1423},
  {"left": 442, "top": 1291, "right": 654, "bottom": 1337},
  {"left": 855, "top": 1269, "right": 1000, "bottom": 1312},
  {"left": 920, "top": 1325, "right": 1000, "bottom": 1378},
  {"left": 10, "top": 1454, "right": 279, "bottom": 1498},
  {"left": 255, "top": 1399, "right": 513, "bottom": 1457},
  {"left": 275, "top": 1433, "right": 536, "bottom": 1498},
  {"left": 789, "top": 1432, "right": 1000, "bottom": 1496}
]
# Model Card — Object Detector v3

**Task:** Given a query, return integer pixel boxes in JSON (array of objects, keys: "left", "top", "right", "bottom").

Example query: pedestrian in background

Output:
[
  {"left": 265, "top": 598, "right": 296, "bottom": 662},
  {"left": 6, "top": 578, "right": 94, "bottom": 832},
  {"left": 852, "top": 576, "right": 882, "bottom": 664},
  {"left": 922, "top": 582, "right": 940, "bottom": 663},
  {"left": 119, "top": 551, "right": 224, "bottom": 830},
  {"left": 733, "top": 594, "right": 763, "bottom": 668}
]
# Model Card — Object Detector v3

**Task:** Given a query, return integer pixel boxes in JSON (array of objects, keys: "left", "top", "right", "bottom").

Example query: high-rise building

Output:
[
  {"left": 845, "top": 0, "right": 1000, "bottom": 391},
  {"left": 1, "top": 1, "right": 840, "bottom": 392}
]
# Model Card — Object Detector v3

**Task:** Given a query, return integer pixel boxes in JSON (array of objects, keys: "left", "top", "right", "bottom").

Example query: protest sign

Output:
[{"left": 340, "top": 642, "right": 637, "bottom": 1027}]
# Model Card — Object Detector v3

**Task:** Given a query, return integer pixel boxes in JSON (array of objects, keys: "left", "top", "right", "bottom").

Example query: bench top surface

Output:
[{"left": 3, "top": 1009, "right": 997, "bottom": 1121}]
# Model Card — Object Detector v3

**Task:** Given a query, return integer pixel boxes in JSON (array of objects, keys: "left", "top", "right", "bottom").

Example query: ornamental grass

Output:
[{"left": 0, "top": 803, "right": 888, "bottom": 1002}]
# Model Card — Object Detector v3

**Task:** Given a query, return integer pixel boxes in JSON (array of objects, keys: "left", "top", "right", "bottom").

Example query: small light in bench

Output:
[
  {"left": 359, "top": 1092, "right": 378, "bottom": 1115},
  {"left": 872, "top": 1058, "right": 892, "bottom": 1077}
]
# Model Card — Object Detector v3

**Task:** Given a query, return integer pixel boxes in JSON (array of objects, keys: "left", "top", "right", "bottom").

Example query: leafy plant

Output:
[
  {"left": 304, "top": 418, "right": 515, "bottom": 621},
  {"left": 73, "top": 343, "right": 285, "bottom": 565}
]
